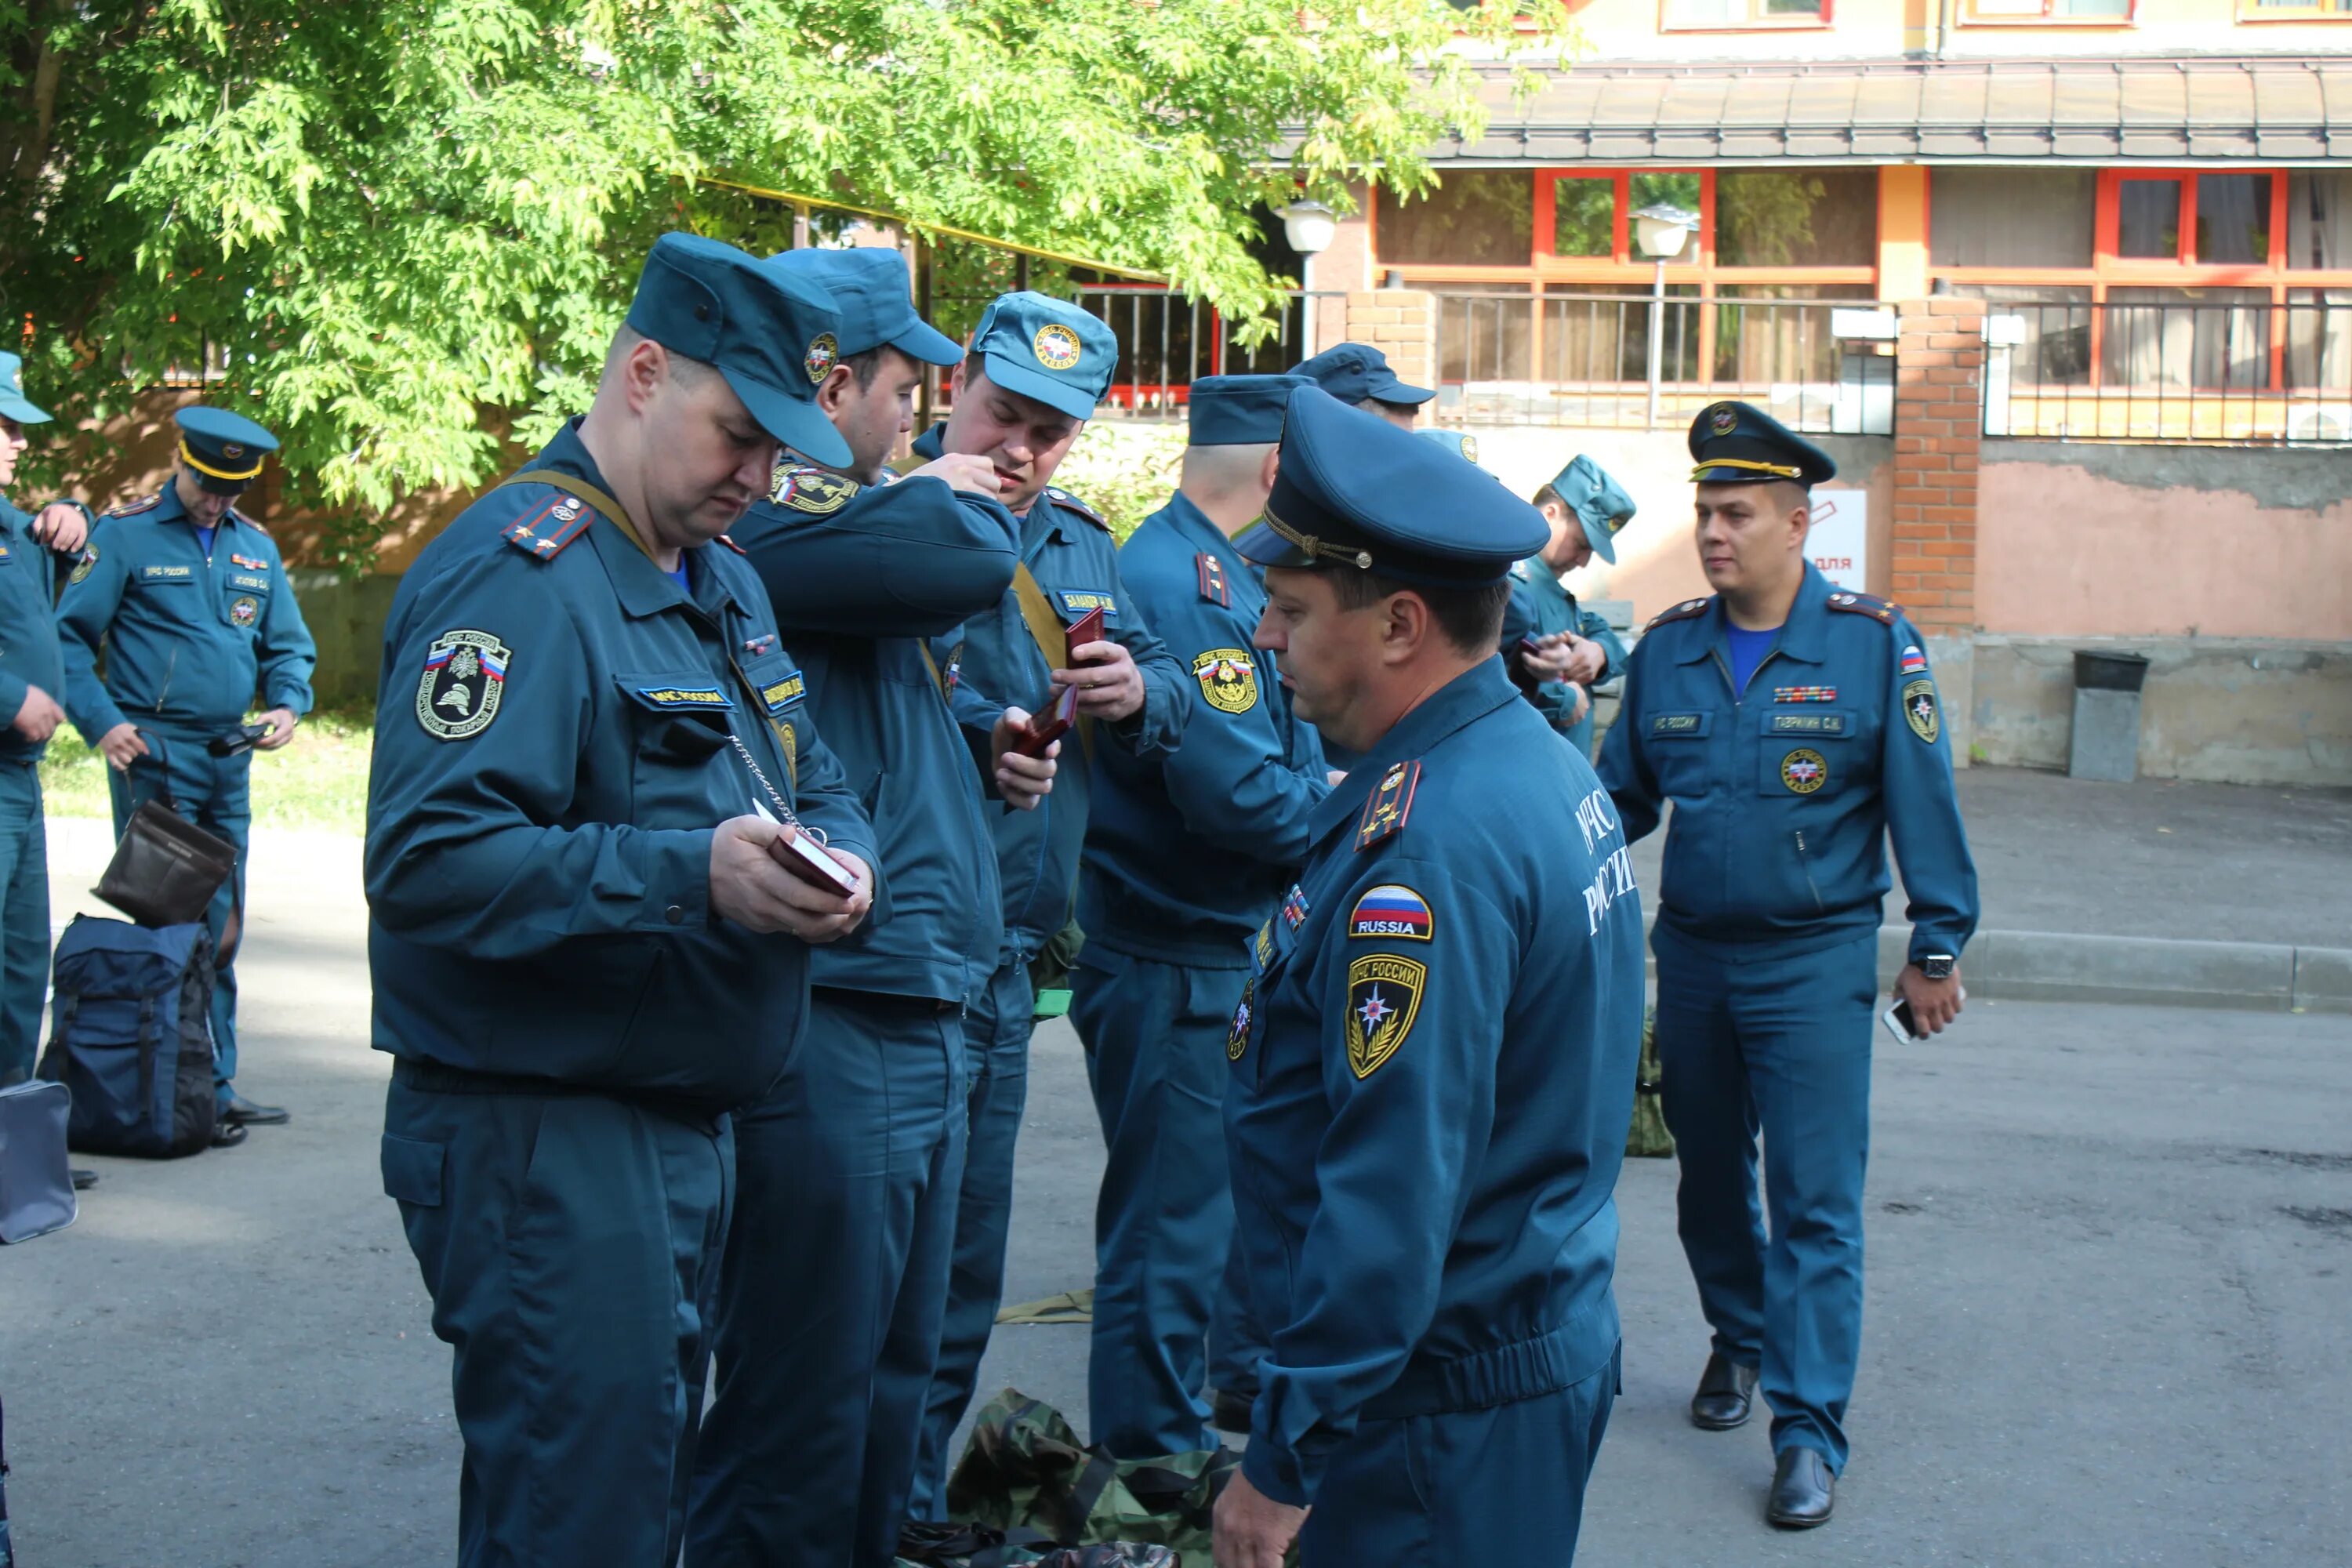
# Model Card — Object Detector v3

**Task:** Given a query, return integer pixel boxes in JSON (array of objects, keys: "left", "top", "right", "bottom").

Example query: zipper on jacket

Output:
[
  {"left": 1794, "top": 829, "right": 1827, "bottom": 915},
  {"left": 151, "top": 648, "right": 178, "bottom": 714}
]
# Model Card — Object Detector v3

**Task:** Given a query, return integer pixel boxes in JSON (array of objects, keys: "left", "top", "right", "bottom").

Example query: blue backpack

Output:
[{"left": 38, "top": 915, "right": 219, "bottom": 1159}]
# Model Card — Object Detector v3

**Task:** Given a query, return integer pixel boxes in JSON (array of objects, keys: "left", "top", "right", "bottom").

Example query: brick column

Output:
[
  {"left": 1892, "top": 297, "right": 1987, "bottom": 764},
  {"left": 1344, "top": 290, "right": 1435, "bottom": 423}
]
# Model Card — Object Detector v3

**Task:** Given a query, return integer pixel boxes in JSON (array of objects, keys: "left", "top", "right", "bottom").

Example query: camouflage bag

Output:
[
  {"left": 1626, "top": 1005, "right": 1675, "bottom": 1159},
  {"left": 1030, "top": 917, "right": 1086, "bottom": 1021},
  {"left": 944, "top": 1390, "right": 1236, "bottom": 1559}
]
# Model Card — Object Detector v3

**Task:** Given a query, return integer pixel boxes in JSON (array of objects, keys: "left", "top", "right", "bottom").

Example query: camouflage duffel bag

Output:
[
  {"left": 939, "top": 1390, "right": 1236, "bottom": 1560},
  {"left": 1627, "top": 1004, "right": 1675, "bottom": 1159}
]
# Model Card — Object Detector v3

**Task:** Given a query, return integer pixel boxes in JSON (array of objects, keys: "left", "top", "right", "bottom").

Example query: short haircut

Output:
[
  {"left": 842, "top": 346, "right": 892, "bottom": 394},
  {"left": 1366, "top": 397, "right": 1420, "bottom": 420},
  {"left": 1531, "top": 484, "right": 1564, "bottom": 514},
  {"left": 608, "top": 324, "right": 716, "bottom": 388},
  {"left": 1319, "top": 566, "right": 1512, "bottom": 658}
]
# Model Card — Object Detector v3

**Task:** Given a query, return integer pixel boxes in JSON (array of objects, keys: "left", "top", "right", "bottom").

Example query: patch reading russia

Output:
[
  {"left": 1345, "top": 955, "right": 1425, "bottom": 1080},
  {"left": 1348, "top": 884, "right": 1432, "bottom": 942},
  {"left": 417, "top": 630, "right": 510, "bottom": 741}
]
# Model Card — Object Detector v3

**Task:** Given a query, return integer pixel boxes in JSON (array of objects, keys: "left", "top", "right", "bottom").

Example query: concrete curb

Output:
[{"left": 1640, "top": 916, "right": 2352, "bottom": 1014}]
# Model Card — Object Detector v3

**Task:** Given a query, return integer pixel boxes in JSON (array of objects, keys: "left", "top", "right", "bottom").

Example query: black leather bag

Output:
[{"left": 93, "top": 735, "right": 238, "bottom": 931}]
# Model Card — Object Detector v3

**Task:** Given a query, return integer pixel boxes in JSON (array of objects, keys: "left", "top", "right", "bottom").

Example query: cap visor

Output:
[
  {"left": 1232, "top": 521, "right": 1309, "bottom": 570},
  {"left": 1692, "top": 464, "right": 1785, "bottom": 486},
  {"left": 0, "top": 394, "right": 52, "bottom": 425},
  {"left": 1376, "top": 379, "right": 1436, "bottom": 405},
  {"left": 891, "top": 318, "right": 965, "bottom": 368},
  {"left": 981, "top": 350, "right": 1099, "bottom": 423},
  {"left": 726, "top": 368, "right": 851, "bottom": 470},
  {"left": 1580, "top": 515, "right": 1617, "bottom": 564}
]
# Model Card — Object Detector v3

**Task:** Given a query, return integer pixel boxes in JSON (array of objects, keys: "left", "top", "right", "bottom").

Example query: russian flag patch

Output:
[{"left": 1348, "top": 884, "right": 1433, "bottom": 942}]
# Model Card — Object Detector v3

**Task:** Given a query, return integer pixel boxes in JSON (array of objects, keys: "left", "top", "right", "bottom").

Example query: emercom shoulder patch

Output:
[
  {"left": 417, "top": 630, "right": 510, "bottom": 741},
  {"left": 1345, "top": 954, "right": 1425, "bottom": 1079}
]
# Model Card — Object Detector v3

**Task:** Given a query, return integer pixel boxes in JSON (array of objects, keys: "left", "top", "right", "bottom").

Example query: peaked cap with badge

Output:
[
  {"left": 175, "top": 405, "right": 279, "bottom": 495},
  {"left": 1294, "top": 343, "right": 1433, "bottom": 408},
  {"left": 1186, "top": 373, "right": 1309, "bottom": 447},
  {"left": 626, "top": 230, "right": 851, "bottom": 469},
  {"left": 967, "top": 291, "right": 1118, "bottom": 422},
  {"left": 764, "top": 246, "right": 962, "bottom": 368},
  {"left": 1236, "top": 387, "right": 1546, "bottom": 588},
  {"left": 1544, "top": 452, "right": 1636, "bottom": 564},
  {"left": 1689, "top": 399, "right": 1835, "bottom": 490}
]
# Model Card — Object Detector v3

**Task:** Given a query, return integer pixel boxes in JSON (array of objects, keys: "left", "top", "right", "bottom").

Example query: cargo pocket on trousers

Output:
[{"left": 380, "top": 1133, "right": 447, "bottom": 1208}]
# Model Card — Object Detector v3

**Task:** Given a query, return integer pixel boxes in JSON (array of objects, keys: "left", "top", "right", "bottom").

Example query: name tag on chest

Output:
[{"left": 1769, "top": 713, "right": 1848, "bottom": 735}]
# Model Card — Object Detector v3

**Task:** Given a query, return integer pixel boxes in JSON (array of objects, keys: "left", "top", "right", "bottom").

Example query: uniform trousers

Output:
[
  {"left": 1297, "top": 1346, "right": 1617, "bottom": 1565},
  {"left": 1651, "top": 923, "right": 1876, "bottom": 1471},
  {"left": 908, "top": 959, "right": 1033, "bottom": 1518},
  {"left": 0, "top": 763, "right": 49, "bottom": 1083},
  {"left": 688, "top": 989, "right": 964, "bottom": 1568},
  {"left": 381, "top": 1068, "right": 733, "bottom": 1568},
  {"left": 1070, "top": 946, "right": 1248, "bottom": 1458},
  {"left": 108, "top": 724, "right": 246, "bottom": 1101}
]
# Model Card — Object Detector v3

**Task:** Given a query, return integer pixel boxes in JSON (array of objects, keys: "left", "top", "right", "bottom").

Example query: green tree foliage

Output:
[{"left": 0, "top": 0, "right": 1564, "bottom": 563}]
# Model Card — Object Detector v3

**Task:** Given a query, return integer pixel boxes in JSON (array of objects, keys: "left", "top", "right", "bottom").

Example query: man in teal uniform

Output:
[
  {"left": 1598, "top": 401, "right": 1978, "bottom": 1529},
  {"left": 689, "top": 246, "right": 1029, "bottom": 1568},
  {"left": 56, "top": 404, "right": 316, "bottom": 1131},
  {"left": 906, "top": 292, "right": 1188, "bottom": 1517},
  {"left": 0, "top": 354, "right": 93, "bottom": 1102},
  {"left": 1502, "top": 453, "right": 1635, "bottom": 760},
  {"left": 370, "top": 233, "right": 880, "bottom": 1568},
  {"left": 1214, "top": 387, "right": 1645, "bottom": 1567},
  {"left": 1073, "top": 374, "right": 1329, "bottom": 1461}
]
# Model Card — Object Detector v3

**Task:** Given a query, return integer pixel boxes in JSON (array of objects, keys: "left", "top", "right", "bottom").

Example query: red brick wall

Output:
[{"left": 1890, "top": 297, "right": 1985, "bottom": 632}]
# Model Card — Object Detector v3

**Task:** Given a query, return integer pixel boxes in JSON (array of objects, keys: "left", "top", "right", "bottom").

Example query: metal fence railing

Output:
[
  {"left": 1072, "top": 287, "right": 1345, "bottom": 415},
  {"left": 1985, "top": 298, "right": 2352, "bottom": 444},
  {"left": 1429, "top": 292, "right": 1895, "bottom": 434}
]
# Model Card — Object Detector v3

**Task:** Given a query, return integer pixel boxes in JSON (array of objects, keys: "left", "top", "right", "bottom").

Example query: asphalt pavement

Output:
[{"left": 2, "top": 819, "right": 2348, "bottom": 1566}]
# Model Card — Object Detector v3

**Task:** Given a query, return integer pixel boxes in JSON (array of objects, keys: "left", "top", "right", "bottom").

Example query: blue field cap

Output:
[
  {"left": 0, "top": 354, "right": 50, "bottom": 426},
  {"left": 968, "top": 292, "right": 1117, "bottom": 421},
  {"left": 1187, "top": 374, "right": 1308, "bottom": 447},
  {"left": 1236, "top": 387, "right": 1546, "bottom": 588},
  {"left": 1294, "top": 343, "right": 1434, "bottom": 408},
  {"left": 1688, "top": 399, "right": 1835, "bottom": 489},
  {"left": 1545, "top": 453, "right": 1637, "bottom": 564},
  {"left": 175, "top": 405, "right": 278, "bottom": 494},
  {"left": 766, "top": 248, "right": 961, "bottom": 368},
  {"left": 625, "top": 232, "right": 851, "bottom": 468}
]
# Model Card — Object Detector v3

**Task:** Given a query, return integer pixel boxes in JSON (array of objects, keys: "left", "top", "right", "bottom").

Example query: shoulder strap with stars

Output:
[
  {"left": 1355, "top": 760, "right": 1421, "bottom": 853},
  {"left": 1196, "top": 553, "right": 1229, "bottom": 608},
  {"left": 106, "top": 493, "right": 162, "bottom": 519},
  {"left": 492, "top": 469, "right": 615, "bottom": 561},
  {"left": 1644, "top": 597, "right": 1710, "bottom": 633},
  {"left": 1044, "top": 487, "right": 1109, "bottom": 532},
  {"left": 1824, "top": 589, "right": 1900, "bottom": 626}
]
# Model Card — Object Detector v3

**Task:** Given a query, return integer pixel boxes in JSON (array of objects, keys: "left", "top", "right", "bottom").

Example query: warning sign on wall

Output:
[{"left": 1806, "top": 491, "right": 1868, "bottom": 595}]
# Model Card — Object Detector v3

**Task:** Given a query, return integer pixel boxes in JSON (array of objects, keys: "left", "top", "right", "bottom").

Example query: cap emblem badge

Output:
[
  {"left": 1033, "top": 324, "right": 1083, "bottom": 372},
  {"left": 1460, "top": 434, "right": 1479, "bottom": 465},
  {"left": 804, "top": 332, "right": 839, "bottom": 384},
  {"left": 1709, "top": 405, "right": 1738, "bottom": 436},
  {"left": 223, "top": 443, "right": 245, "bottom": 459}
]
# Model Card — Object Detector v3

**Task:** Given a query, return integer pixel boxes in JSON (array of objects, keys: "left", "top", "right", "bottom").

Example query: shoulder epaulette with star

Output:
[
  {"left": 500, "top": 488, "right": 596, "bottom": 562},
  {"left": 1644, "top": 597, "right": 1710, "bottom": 632},
  {"left": 227, "top": 508, "right": 270, "bottom": 535},
  {"left": 1045, "top": 487, "right": 1109, "bottom": 532},
  {"left": 1824, "top": 590, "right": 1899, "bottom": 626},
  {"left": 1196, "top": 553, "right": 1229, "bottom": 608},
  {"left": 1355, "top": 760, "right": 1421, "bottom": 853},
  {"left": 774, "top": 464, "right": 860, "bottom": 516},
  {"left": 715, "top": 534, "right": 748, "bottom": 556},
  {"left": 106, "top": 494, "right": 162, "bottom": 520}
]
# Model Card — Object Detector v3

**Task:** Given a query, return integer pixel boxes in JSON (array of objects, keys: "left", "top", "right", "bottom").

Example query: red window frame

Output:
[
  {"left": 1657, "top": 0, "right": 1835, "bottom": 32},
  {"left": 1957, "top": 0, "right": 2137, "bottom": 24}
]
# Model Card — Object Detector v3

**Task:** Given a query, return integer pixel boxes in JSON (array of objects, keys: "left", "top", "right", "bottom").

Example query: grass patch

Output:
[{"left": 40, "top": 705, "right": 376, "bottom": 837}]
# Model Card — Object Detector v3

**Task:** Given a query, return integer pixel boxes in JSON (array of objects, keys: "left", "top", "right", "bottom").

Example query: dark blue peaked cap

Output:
[
  {"left": 1688, "top": 399, "right": 1836, "bottom": 488},
  {"left": 1235, "top": 387, "right": 1547, "bottom": 588},
  {"left": 1187, "top": 374, "right": 1309, "bottom": 446},
  {"left": 175, "top": 405, "right": 278, "bottom": 494}
]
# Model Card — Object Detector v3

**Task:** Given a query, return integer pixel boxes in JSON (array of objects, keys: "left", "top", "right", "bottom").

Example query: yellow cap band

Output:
[
  {"left": 1691, "top": 456, "right": 1802, "bottom": 482},
  {"left": 179, "top": 441, "right": 264, "bottom": 483}
]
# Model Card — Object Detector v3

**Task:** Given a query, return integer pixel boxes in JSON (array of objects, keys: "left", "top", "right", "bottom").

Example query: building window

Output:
[
  {"left": 1552, "top": 177, "right": 1615, "bottom": 257},
  {"left": 1962, "top": 0, "right": 2133, "bottom": 20},
  {"left": 2116, "top": 179, "right": 2183, "bottom": 260},
  {"left": 1660, "top": 0, "right": 1829, "bottom": 30},
  {"left": 2196, "top": 175, "right": 2273, "bottom": 265},
  {"left": 1715, "top": 169, "right": 1878, "bottom": 268},
  {"left": 2241, "top": 0, "right": 2352, "bottom": 17},
  {"left": 1929, "top": 169, "right": 2095, "bottom": 268},
  {"left": 2287, "top": 171, "right": 2352, "bottom": 269},
  {"left": 1376, "top": 172, "right": 1534, "bottom": 267}
]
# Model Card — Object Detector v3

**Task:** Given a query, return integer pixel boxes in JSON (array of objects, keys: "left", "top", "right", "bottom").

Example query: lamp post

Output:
[
  {"left": 1633, "top": 203, "right": 1699, "bottom": 430},
  {"left": 1280, "top": 199, "right": 1338, "bottom": 360}
]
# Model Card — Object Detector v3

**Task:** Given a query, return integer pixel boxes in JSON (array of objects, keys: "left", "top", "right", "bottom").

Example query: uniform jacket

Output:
[
  {"left": 1226, "top": 659, "right": 1646, "bottom": 1507},
  {"left": 1079, "top": 492, "right": 1328, "bottom": 967},
  {"left": 910, "top": 424, "right": 1186, "bottom": 967},
  {"left": 56, "top": 482, "right": 315, "bottom": 741},
  {"left": 733, "top": 464, "right": 1019, "bottom": 1006},
  {"left": 0, "top": 499, "right": 67, "bottom": 764},
  {"left": 365, "top": 423, "right": 877, "bottom": 1109},
  {"left": 1500, "top": 556, "right": 1629, "bottom": 758},
  {"left": 1597, "top": 563, "right": 1978, "bottom": 963}
]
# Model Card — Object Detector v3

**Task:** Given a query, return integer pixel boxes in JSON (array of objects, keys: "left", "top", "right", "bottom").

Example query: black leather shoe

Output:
[
  {"left": 70, "top": 1167, "right": 99, "bottom": 1191},
  {"left": 1210, "top": 1387, "right": 1255, "bottom": 1436},
  {"left": 1690, "top": 1352, "right": 1759, "bottom": 1430},
  {"left": 220, "top": 1093, "right": 289, "bottom": 1127},
  {"left": 209, "top": 1121, "right": 249, "bottom": 1149},
  {"left": 1767, "top": 1447, "right": 1836, "bottom": 1529}
]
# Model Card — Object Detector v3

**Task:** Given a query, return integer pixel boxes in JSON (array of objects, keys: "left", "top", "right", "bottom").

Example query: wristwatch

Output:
[{"left": 1918, "top": 953, "right": 1957, "bottom": 980}]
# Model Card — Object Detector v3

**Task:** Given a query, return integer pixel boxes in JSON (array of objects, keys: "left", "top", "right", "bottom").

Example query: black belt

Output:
[{"left": 390, "top": 1057, "right": 724, "bottom": 1134}]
